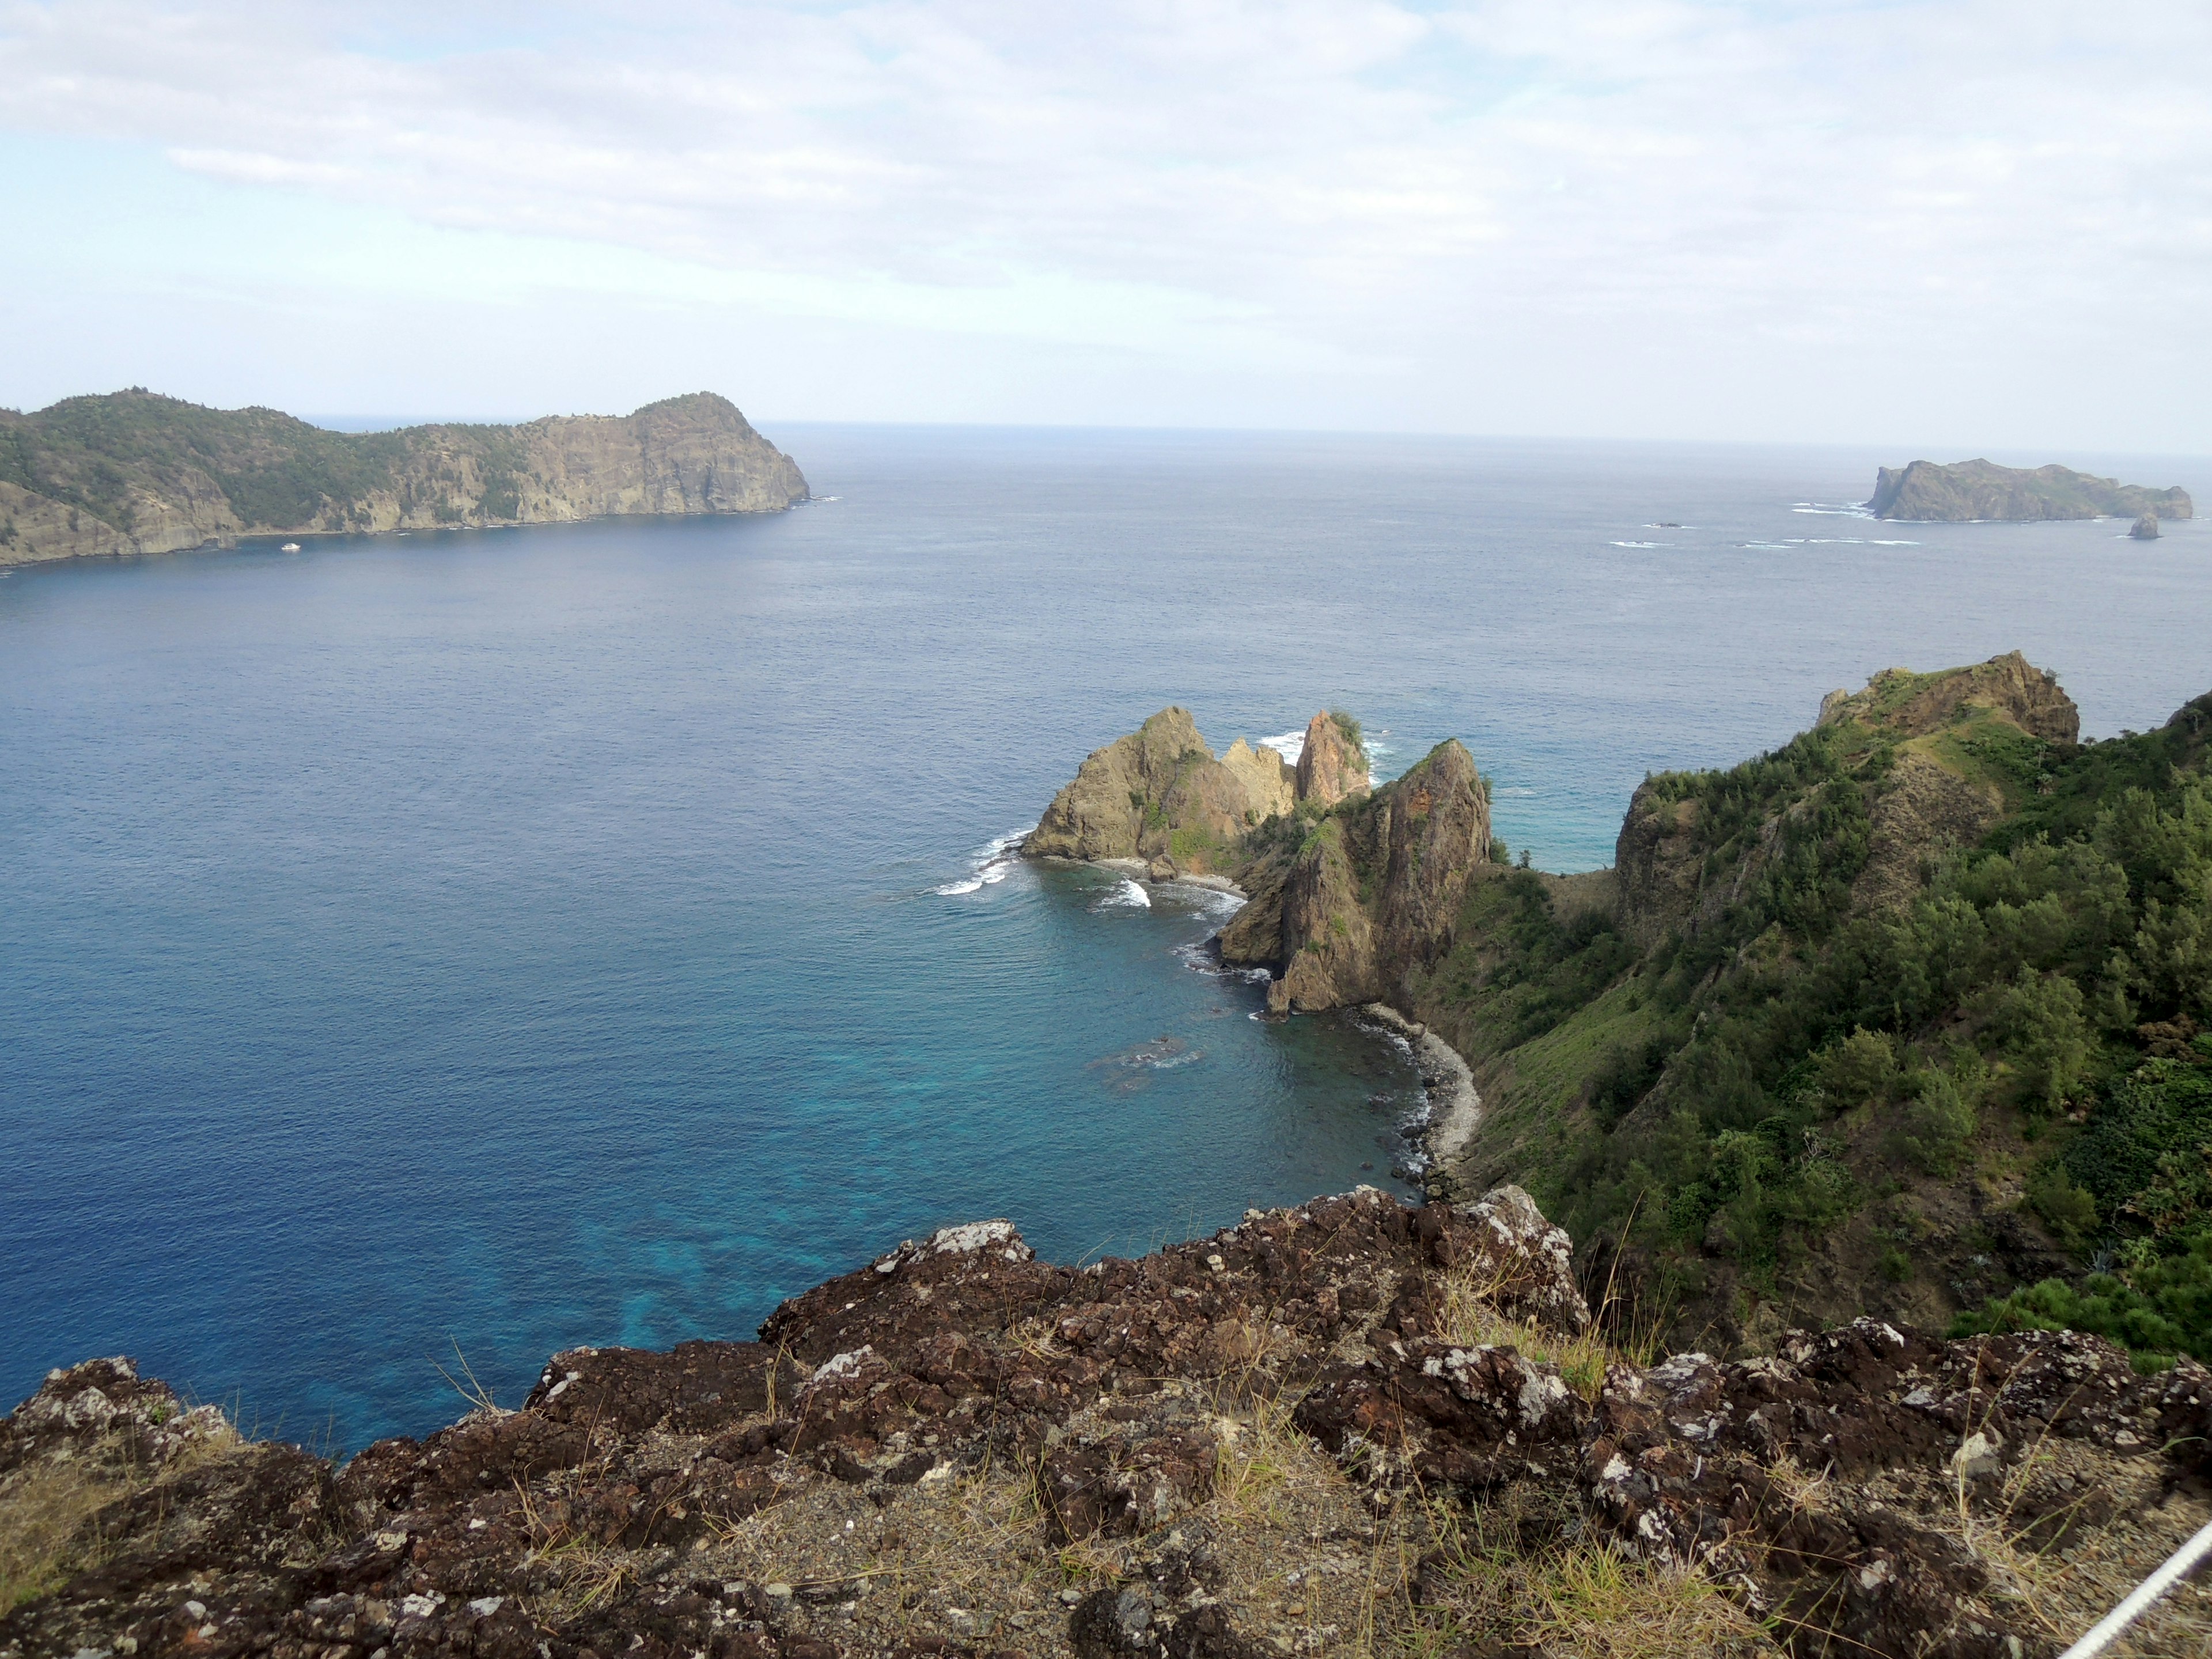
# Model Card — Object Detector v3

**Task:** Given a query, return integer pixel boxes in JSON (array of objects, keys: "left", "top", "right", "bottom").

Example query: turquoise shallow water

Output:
[{"left": 3, "top": 426, "right": 2209, "bottom": 1450}]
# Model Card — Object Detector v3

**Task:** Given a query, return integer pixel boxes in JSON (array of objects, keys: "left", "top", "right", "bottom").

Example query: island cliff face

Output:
[
  {"left": 0, "top": 390, "right": 807, "bottom": 566},
  {"left": 1867, "top": 458, "right": 2191, "bottom": 522}
]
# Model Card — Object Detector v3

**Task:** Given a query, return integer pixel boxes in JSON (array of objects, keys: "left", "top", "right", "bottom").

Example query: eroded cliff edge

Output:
[
  {"left": 0, "top": 390, "right": 808, "bottom": 566},
  {"left": 9, "top": 1188, "right": 2209, "bottom": 1659}
]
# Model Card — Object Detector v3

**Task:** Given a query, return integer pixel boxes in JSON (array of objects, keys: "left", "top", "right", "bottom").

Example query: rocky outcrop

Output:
[
  {"left": 1816, "top": 650, "right": 2080, "bottom": 744},
  {"left": 1021, "top": 709, "right": 1293, "bottom": 875},
  {"left": 0, "top": 390, "right": 806, "bottom": 566},
  {"left": 1620, "top": 654, "right": 2078, "bottom": 944},
  {"left": 10, "top": 1191, "right": 2206, "bottom": 1659},
  {"left": 2131, "top": 512, "right": 2162, "bottom": 540},
  {"left": 1219, "top": 741, "right": 1491, "bottom": 1012},
  {"left": 1291, "top": 711, "right": 1367, "bottom": 808},
  {"left": 1868, "top": 458, "right": 2191, "bottom": 522}
]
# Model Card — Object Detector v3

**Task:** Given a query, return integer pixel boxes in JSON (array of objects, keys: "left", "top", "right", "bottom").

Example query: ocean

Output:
[{"left": 3, "top": 425, "right": 2207, "bottom": 1452}]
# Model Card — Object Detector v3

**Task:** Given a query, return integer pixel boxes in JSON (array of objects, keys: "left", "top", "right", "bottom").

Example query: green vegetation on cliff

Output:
[
  {"left": 0, "top": 388, "right": 808, "bottom": 565},
  {"left": 1416, "top": 654, "right": 2212, "bottom": 1368}
]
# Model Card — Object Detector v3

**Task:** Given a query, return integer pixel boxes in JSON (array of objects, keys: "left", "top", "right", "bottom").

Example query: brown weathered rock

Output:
[
  {"left": 8, "top": 1191, "right": 2209, "bottom": 1659},
  {"left": 2131, "top": 512, "right": 2162, "bottom": 540},
  {"left": 1816, "top": 650, "right": 2079, "bottom": 744},
  {"left": 1228, "top": 740, "right": 1491, "bottom": 1011},
  {"left": 1292, "top": 711, "right": 1368, "bottom": 807},
  {"left": 1022, "top": 709, "right": 1293, "bottom": 873}
]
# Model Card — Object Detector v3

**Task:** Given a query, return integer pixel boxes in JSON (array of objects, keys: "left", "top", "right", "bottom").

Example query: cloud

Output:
[{"left": 3, "top": 0, "right": 2210, "bottom": 440}]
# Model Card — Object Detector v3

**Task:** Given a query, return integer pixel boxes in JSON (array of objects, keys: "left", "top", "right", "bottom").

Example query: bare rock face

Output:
[
  {"left": 1851, "top": 751, "right": 2002, "bottom": 912},
  {"left": 2131, "top": 512, "right": 2162, "bottom": 540},
  {"left": 8, "top": 1189, "right": 2210, "bottom": 1659},
  {"left": 1816, "top": 650, "right": 2080, "bottom": 744},
  {"left": 1292, "top": 710, "right": 1368, "bottom": 807},
  {"left": 1022, "top": 709, "right": 1293, "bottom": 873},
  {"left": 1226, "top": 740, "right": 1491, "bottom": 1012}
]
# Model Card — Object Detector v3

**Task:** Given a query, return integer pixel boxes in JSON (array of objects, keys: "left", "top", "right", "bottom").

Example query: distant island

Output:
[
  {"left": 1867, "top": 457, "right": 2191, "bottom": 522},
  {"left": 0, "top": 389, "right": 808, "bottom": 566}
]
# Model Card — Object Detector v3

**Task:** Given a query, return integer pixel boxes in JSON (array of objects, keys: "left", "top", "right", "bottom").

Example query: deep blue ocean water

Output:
[{"left": 4, "top": 426, "right": 2208, "bottom": 1452}]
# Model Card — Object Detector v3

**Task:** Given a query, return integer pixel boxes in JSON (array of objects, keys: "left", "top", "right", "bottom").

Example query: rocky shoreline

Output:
[{"left": 1354, "top": 1005, "right": 1482, "bottom": 1198}]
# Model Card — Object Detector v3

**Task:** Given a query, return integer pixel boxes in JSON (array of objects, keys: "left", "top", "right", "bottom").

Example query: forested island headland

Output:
[{"left": 0, "top": 390, "right": 808, "bottom": 566}]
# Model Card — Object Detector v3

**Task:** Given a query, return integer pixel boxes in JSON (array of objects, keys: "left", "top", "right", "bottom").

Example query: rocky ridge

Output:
[
  {"left": 0, "top": 391, "right": 807, "bottom": 566},
  {"left": 1866, "top": 459, "right": 2191, "bottom": 523},
  {"left": 7, "top": 1188, "right": 2209, "bottom": 1659}
]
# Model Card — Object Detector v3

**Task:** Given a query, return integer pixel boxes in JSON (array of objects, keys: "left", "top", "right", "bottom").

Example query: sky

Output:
[{"left": 1, "top": 0, "right": 2207, "bottom": 446}]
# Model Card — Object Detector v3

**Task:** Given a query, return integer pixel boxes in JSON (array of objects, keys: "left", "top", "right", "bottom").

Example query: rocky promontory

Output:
[
  {"left": 0, "top": 390, "right": 808, "bottom": 566},
  {"left": 7, "top": 1187, "right": 2209, "bottom": 1659},
  {"left": 1866, "top": 458, "right": 2191, "bottom": 522},
  {"left": 1022, "top": 710, "right": 1368, "bottom": 880}
]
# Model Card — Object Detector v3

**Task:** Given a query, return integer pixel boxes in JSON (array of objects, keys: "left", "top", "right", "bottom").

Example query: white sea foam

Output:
[
  {"left": 1791, "top": 502, "right": 1876, "bottom": 518},
  {"left": 933, "top": 824, "right": 1035, "bottom": 896},
  {"left": 1609, "top": 540, "right": 1661, "bottom": 549},
  {"left": 1262, "top": 728, "right": 1306, "bottom": 763},
  {"left": 1867, "top": 539, "right": 1921, "bottom": 547},
  {"left": 1096, "top": 877, "right": 1152, "bottom": 910},
  {"left": 1496, "top": 786, "right": 1536, "bottom": 797}
]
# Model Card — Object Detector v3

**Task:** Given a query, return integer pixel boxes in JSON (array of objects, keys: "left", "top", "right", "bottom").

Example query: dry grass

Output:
[
  {"left": 1399, "top": 1495, "right": 1777, "bottom": 1658},
  {"left": 1437, "top": 1262, "right": 1666, "bottom": 1402},
  {"left": 0, "top": 1416, "right": 243, "bottom": 1612}
]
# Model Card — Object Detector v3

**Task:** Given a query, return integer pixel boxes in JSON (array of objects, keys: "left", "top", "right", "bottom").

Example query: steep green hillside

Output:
[{"left": 1414, "top": 654, "right": 2212, "bottom": 1367}]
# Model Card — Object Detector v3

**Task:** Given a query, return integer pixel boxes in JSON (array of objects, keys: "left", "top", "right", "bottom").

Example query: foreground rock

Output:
[
  {"left": 8, "top": 1189, "right": 2208, "bottom": 1659},
  {"left": 1867, "top": 458, "right": 2191, "bottom": 522},
  {"left": 0, "top": 390, "right": 807, "bottom": 565}
]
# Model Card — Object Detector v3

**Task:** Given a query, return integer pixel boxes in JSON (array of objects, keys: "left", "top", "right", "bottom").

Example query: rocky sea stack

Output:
[
  {"left": 1866, "top": 458, "right": 2191, "bottom": 522},
  {"left": 0, "top": 390, "right": 808, "bottom": 566},
  {"left": 2131, "top": 512, "right": 2162, "bottom": 540}
]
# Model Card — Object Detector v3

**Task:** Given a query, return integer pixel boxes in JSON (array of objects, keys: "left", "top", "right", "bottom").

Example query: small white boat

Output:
[{"left": 280, "top": 542, "right": 301, "bottom": 554}]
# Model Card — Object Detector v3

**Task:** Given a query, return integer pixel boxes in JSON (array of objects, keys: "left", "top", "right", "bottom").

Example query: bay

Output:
[{"left": 3, "top": 425, "right": 2206, "bottom": 1449}]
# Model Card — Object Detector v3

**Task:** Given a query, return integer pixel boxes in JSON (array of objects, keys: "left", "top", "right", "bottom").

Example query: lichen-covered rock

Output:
[{"left": 7, "top": 1191, "right": 2208, "bottom": 1659}]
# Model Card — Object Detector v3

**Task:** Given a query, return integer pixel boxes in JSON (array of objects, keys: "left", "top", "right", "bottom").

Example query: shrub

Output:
[
  {"left": 1895, "top": 1070, "right": 1978, "bottom": 1176},
  {"left": 1820, "top": 1027, "right": 1897, "bottom": 1109}
]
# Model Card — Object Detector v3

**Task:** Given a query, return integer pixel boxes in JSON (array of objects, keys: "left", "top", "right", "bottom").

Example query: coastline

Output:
[{"left": 1358, "top": 1001, "right": 1482, "bottom": 1198}]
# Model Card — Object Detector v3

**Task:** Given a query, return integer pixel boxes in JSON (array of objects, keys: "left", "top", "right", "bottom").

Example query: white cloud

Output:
[{"left": 2, "top": 0, "right": 2210, "bottom": 442}]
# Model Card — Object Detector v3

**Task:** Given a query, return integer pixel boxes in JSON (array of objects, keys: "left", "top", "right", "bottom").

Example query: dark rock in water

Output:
[
  {"left": 1867, "top": 457, "right": 2191, "bottom": 521},
  {"left": 2131, "top": 511, "right": 2162, "bottom": 540}
]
